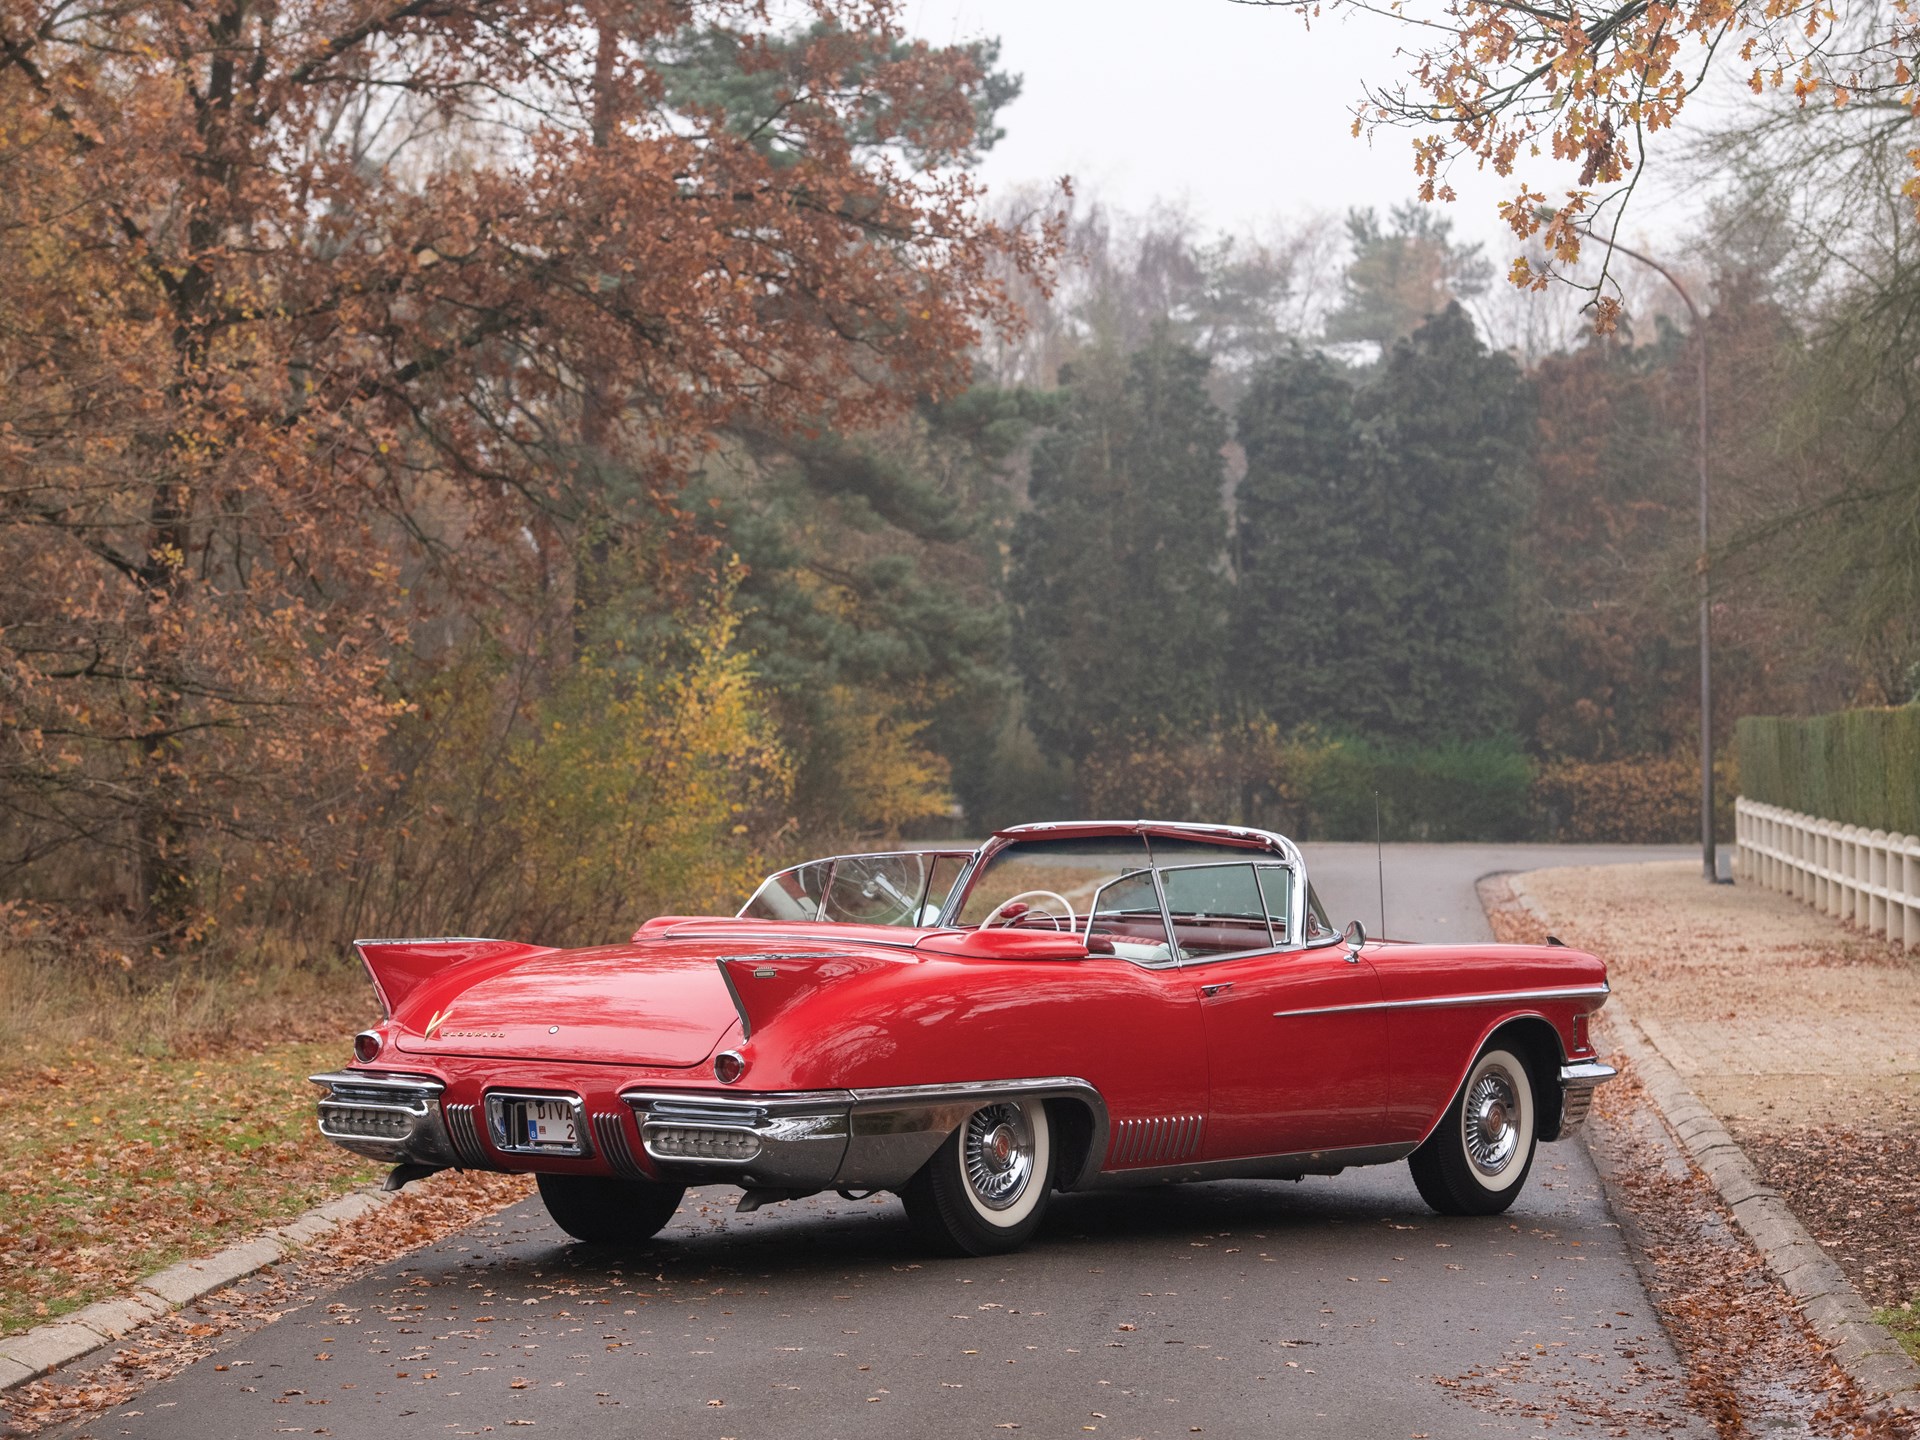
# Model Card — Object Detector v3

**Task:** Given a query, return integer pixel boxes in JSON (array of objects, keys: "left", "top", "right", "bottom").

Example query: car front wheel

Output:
[
  {"left": 902, "top": 1098, "right": 1054, "bottom": 1256},
  {"left": 1408, "top": 1044, "right": 1538, "bottom": 1216},
  {"left": 536, "top": 1173, "right": 686, "bottom": 1246}
]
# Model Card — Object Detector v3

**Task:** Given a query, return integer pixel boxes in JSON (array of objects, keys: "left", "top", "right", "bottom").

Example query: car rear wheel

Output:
[
  {"left": 536, "top": 1173, "right": 686, "bottom": 1246},
  {"left": 1408, "top": 1044, "right": 1538, "bottom": 1216},
  {"left": 901, "top": 1098, "right": 1054, "bottom": 1256}
]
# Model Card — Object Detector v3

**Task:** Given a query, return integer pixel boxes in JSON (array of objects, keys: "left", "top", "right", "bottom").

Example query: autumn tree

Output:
[
  {"left": 1249, "top": 0, "right": 1920, "bottom": 317},
  {"left": 0, "top": 0, "right": 1052, "bottom": 932},
  {"left": 1008, "top": 337, "right": 1231, "bottom": 770}
]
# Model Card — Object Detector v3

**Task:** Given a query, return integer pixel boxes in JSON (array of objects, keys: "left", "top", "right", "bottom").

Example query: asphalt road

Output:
[{"left": 70, "top": 843, "right": 1710, "bottom": 1440}]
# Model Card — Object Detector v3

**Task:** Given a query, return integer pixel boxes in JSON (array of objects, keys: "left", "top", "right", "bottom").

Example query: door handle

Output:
[{"left": 1200, "top": 982, "right": 1233, "bottom": 998}]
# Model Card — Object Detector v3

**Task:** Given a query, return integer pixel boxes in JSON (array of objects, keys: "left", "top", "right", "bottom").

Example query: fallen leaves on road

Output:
[{"left": 0, "top": 1168, "right": 529, "bottom": 1436}]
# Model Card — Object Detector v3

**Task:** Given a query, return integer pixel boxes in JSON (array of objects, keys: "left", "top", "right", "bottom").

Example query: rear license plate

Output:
[{"left": 521, "top": 1098, "right": 577, "bottom": 1149}]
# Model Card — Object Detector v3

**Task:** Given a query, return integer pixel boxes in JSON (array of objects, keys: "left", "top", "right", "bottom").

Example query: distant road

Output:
[
  {"left": 1304, "top": 840, "right": 1694, "bottom": 942},
  {"left": 66, "top": 843, "right": 1708, "bottom": 1440}
]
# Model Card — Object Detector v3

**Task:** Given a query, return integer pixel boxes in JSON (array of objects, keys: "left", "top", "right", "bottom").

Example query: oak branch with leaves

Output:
[{"left": 1238, "top": 0, "right": 1920, "bottom": 324}]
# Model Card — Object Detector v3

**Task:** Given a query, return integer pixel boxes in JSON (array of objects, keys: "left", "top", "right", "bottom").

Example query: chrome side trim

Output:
[
  {"left": 352, "top": 935, "right": 501, "bottom": 947},
  {"left": 1555, "top": 1060, "right": 1617, "bottom": 1134},
  {"left": 716, "top": 961, "right": 754, "bottom": 1041},
  {"left": 623, "top": 1088, "right": 853, "bottom": 1190},
  {"left": 592, "top": 1111, "right": 649, "bottom": 1181},
  {"left": 845, "top": 1077, "right": 1111, "bottom": 1192},
  {"left": 652, "top": 930, "right": 926, "bottom": 954},
  {"left": 1272, "top": 983, "right": 1611, "bottom": 1020},
  {"left": 1085, "top": 1140, "right": 1416, "bottom": 1189},
  {"left": 310, "top": 1070, "right": 445, "bottom": 1097},
  {"left": 1109, "top": 1114, "right": 1204, "bottom": 1166}
]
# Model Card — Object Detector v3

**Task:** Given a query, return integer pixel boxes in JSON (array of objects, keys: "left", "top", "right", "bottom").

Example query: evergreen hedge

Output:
[{"left": 1736, "top": 707, "right": 1920, "bottom": 835}]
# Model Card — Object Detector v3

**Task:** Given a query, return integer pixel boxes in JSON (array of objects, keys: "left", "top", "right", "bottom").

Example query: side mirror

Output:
[{"left": 1342, "top": 919, "right": 1367, "bottom": 960}]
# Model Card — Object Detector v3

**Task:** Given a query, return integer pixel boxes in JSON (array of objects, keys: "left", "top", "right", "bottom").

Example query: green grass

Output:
[
  {"left": 0, "top": 939, "right": 393, "bottom": 1334},
  {"left": 1875, "top": 1302, "right": 1920, "bottom": 1361},
  {"left": 0, "top": 1035, "right": 386, "bottom": 1334}
]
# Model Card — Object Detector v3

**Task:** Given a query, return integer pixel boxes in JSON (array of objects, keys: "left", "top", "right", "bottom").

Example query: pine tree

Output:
[
  {"left": 1234, "top": 305, "right": 1530, "bottom": 741},
  {"left": 1231, "top": 348, "right": 1366, "bottom": 731},
  {"left": 1010, "top": 337, "right": 1231, "bottom": 765}
]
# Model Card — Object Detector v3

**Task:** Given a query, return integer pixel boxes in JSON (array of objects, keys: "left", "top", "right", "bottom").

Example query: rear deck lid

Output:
[{"left": 392, "top": 941, "right": 747, "bottom": 1068}]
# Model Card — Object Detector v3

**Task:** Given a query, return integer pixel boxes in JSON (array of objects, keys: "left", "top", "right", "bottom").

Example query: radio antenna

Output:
[{"left": 1374, "top": 790, "right": 1386, "bottom": 939}]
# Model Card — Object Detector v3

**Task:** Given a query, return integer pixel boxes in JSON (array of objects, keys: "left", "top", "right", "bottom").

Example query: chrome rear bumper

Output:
[
  {"left": 1557, "top": 1060, "right": 1618, "bottom": 1133},
  {"left": 311, "top": 1072, "right": 1107, "bottom": 1195}
]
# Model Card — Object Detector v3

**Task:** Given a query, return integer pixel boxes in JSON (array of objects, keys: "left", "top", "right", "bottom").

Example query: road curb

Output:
[
  {"left": 1505, "top": 873, "right": 1920, "bottom": 1413},
  {"left": 0, "top": 1185, "right": 399, "bottom": 1392}
]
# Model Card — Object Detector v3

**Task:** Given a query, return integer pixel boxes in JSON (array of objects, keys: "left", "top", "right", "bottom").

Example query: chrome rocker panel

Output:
[
  {"left": 313, "top": 1061, "right": 1617, "bottom": 1196},
  {"left": 620, "top": 1077, "right": 1111, "bottom": 1194}
]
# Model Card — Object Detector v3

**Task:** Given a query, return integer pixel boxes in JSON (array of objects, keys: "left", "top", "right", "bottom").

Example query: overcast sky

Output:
[{"left": 901, "top": 0, "right": 1705, "bottom": 261}]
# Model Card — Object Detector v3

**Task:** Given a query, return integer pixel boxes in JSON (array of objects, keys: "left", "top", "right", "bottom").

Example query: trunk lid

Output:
[{"left": 392, "top": 941, "right": 744, "bottom": 1068}]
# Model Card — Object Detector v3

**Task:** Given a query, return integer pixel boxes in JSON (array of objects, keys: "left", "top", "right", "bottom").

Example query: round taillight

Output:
[
  {"left": 353, "top": 1030, "right": 382, "bottom": 1064},
  {"left": 714, "top": 1050, "right": 746, "bottom": 1085}
]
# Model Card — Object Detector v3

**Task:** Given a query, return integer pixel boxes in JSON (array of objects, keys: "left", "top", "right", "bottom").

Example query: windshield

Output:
[{"left": 950, "top": 837, "right": 1151, "bottom": 927}]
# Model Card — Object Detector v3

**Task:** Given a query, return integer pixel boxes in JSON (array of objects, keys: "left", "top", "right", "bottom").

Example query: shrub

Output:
[
  {"left": 296, "top": 594, "right": 794, "bottom": 949},
  {"left": 1737, "top": 707, "right": 1920, "bottom": 833},
  {"left": 1299, "top": 735, "right": 1535, "bottom": 842},
  {"left": 1073, "top": 726, "right": 1534, "bottom": 842},
  {"left": 1532, "top": 755, "right": 1735, "bottom": 843}
]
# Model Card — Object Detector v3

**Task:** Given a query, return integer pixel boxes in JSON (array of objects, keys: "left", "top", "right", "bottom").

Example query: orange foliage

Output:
[
  {"left": 0, "top": 1, "right": 1052, "bottom": 930},
  {"left": 1533, "top": 755, "right": 1737, "bottom": 843},
  {"left": 1285, "top": 0, "right": 1920, "bottom": 312}
]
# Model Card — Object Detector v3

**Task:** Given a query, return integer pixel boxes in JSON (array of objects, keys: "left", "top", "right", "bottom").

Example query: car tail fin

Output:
[
  {"left": 354, "top": 937, "right": 550, "bottom": 1017},
  {"left": 716, "top": 951, "right": 895, "bottom": 1041}
]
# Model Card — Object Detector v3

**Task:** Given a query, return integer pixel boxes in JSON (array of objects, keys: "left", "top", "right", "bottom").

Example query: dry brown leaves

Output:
[
  {"left": 1583, "top": 1072, "right": 1915, "bottom": 1439},
  {"left": 1743, "top": 1128, "right": 1920, "bottom": 1312},
  {"left": 0, "top": 1035, "right": 385, "bottom": 1334}
]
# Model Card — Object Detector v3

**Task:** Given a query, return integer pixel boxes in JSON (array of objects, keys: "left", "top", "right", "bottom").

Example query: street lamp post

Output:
[{"left": 1604, "top": 239, "right": 1718, "bottom": 883}]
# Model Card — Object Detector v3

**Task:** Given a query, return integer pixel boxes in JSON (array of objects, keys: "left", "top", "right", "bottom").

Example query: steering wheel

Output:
[{"left": 979, "top": 890, "right": 1078, "bottom": 933}]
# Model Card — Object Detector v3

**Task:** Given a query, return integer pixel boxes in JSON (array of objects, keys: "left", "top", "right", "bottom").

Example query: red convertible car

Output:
[{"left": 313, "top": 821, "right": 1615, "bottom": 1255}]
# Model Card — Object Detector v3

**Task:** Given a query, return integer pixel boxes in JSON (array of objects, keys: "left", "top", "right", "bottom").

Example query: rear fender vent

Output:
[
  {"left": 445, "top": 1102, "right": 490, "bottom": 1169},
  {"left": 1109, "top": 1114, "right": 1204, "bottom": 1166},
  {"left": 592, "top": 1111, "right": 648, "bottom": 1181}
]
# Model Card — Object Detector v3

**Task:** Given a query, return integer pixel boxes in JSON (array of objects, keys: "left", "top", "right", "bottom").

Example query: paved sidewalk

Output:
[{"left": 1507, "top": 862, "right": 1920, "bottom": 1339}]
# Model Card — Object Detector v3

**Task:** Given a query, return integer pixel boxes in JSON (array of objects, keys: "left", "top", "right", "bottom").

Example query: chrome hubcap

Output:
[
  {"left": 1464, "top": 1066, "right": 1522, "bottom": 1175},
  {"left": 963, "top": 1104, "right": 1034, "bottom": 1210}
]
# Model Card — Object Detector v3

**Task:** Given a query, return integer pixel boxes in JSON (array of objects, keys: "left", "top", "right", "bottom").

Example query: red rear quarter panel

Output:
[{"left": 733, "top": 950, "right": 1207, "bottom": 1125}]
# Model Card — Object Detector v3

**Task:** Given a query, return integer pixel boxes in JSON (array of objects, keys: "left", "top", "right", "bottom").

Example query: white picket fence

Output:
[{"left": 1735, "top": 796, "right": 1920, "bottom": 950}]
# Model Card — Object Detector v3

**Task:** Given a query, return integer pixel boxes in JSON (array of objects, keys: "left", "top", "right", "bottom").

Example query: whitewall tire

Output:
[
  {"left": 1408, "top": 1044, "right": 1539, "bottom": 1216},
  {"left": 902, "top": 1098, "right": 1055, "bottom": 1255}
]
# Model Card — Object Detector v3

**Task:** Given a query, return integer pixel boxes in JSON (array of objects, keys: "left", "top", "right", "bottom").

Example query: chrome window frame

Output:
[
  {"left": 927, "top": 825, "right": 1331, "bottom": 969},
  {"left": 1152, "top": 859, "right": 1281, "bottom": 965},
  {"left": 1083, "top": 866, "right": 1181, "bottom": 969}
]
